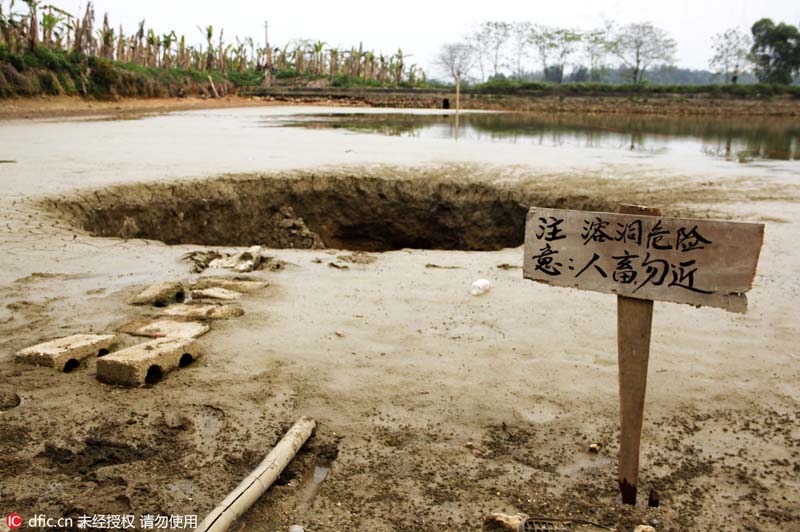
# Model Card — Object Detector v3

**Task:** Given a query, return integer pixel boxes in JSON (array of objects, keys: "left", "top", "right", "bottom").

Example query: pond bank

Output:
[
  {"left": 2, "top": 90, "right": 800, "bottom": 121},
  {"left": 244, "top": 87, "right": 800, "bottom": 116}
]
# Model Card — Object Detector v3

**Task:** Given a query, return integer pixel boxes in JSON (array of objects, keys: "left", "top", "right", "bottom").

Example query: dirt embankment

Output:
[
  {"left": 2, "top": 90, "right": 800, "bottom": 120},
  {"left": 244, "top": 88, "right": 800, "bottom": 116}
]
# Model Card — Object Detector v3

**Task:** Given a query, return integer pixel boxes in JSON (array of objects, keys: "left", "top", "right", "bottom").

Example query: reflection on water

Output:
[{"left": 274, "top": 112, "right": 799, "bottom": 162}]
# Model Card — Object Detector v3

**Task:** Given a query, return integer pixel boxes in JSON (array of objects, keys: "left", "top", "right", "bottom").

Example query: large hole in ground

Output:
[{"left": 51, "top": 173, "right": 618, "bottom": 252}]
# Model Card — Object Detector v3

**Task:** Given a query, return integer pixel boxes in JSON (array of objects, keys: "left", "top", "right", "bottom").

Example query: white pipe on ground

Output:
[{"left": 194, "top": 416, "right": 317, "bottom": 532}]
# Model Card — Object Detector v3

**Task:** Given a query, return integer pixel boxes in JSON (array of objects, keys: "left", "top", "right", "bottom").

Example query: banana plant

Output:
[
  {"left": 161, "top": 30, "right": 175, "bottom": 67},
  {"left": 196, "top": 24, "right": 213, "bottom": 70},
  {"left": 1, "top": 0, "right": 27, "bottom": 52},
  {"left": 312, "top": 40, "right": 325, "bottom": 74},
  {"left": 39, "top": 7, "right": 62, "bottom": 48},
  {"left": 21, "top": 0, "right": 39, "bottom": 49}
]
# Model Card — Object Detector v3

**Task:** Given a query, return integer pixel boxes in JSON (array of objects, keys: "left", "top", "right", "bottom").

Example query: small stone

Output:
[
  {"left": 0, "top": 390, "right": 21, "bottom": 411},
  {"left": 633, "top": 526, "right": 656, "bottom": 532},
  {"left": 288, "top": 526, "right": 305, "bottom": 532},
  {"left": 483, "top": 513, "right": 527, "bottom": 531},
  {"left": 190, "top": 287, "right": 241, "bottom": 301},
  {"left": 120, "top": 319, "right": 210, "bottom": 339},
  {"left": 233, "top": 246, "right": 263, "bottom": 272},
  {"left": 192, "top": 277, "right": 268, "bottom": 293},
  {"left": 588, "top": 443, "right": 602, "bottom": 453},
  {"left": 160, "top": 303, "right": 245, "bottom": 320},
  {"left": 130, "top": 282, "right": 186, "bottom": 307}
]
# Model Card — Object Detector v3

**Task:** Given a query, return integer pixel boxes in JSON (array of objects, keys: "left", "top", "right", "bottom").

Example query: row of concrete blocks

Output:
[
  {"left": 15, "top": 277, "right": 267, "bottom": 386},
  {"left": 15, "top": 333, "right": 200, "bottom": 386}
]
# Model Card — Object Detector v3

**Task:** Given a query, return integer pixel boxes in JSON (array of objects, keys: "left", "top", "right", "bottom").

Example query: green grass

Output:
[
  {"left": 0, "top": 45, "right": 233, "bottom": 98},
  {"left": 226, "top": 69, "right": 266, "bottom": 87},
  {"left": 331, "top": 74, "right": 383, "bottom": 88},
  {"left": 471, "top": 78, "right": 800, "bottom": 98}
]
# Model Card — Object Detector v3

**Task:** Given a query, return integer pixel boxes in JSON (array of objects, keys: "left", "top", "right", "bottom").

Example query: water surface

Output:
[{"left": 273, "top": 112, "right": 799, "bottom": 163}]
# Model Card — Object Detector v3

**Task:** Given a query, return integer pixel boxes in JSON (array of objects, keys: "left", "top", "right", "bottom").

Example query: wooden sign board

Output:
[
  {"left": 523, "top": 208, "right": 764, "bottom": 313},
  {"left": 522, "top": 205, "right": 765, "bottom": 505}
]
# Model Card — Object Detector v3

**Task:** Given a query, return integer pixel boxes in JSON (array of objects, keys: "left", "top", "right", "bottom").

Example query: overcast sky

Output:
[{"left": 38, "top": 0, "right": 800, "bottom": 76}]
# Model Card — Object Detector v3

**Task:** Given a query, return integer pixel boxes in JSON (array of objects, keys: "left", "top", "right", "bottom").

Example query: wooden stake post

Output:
[
  {"left": 616, "top": 204, "right": 660, "bottom": 504},
  {"left": 523, "top": 205, "right": 764, "bottom": 505}
]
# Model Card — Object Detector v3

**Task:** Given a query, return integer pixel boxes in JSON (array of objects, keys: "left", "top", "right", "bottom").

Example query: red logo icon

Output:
[{"left": 6, "top": 513, "right": 23, "bottom": 529}]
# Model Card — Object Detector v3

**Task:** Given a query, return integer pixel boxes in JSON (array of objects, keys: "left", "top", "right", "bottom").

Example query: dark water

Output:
[{"left": 276, "top": 112, "right": 800, "bottom": 162}]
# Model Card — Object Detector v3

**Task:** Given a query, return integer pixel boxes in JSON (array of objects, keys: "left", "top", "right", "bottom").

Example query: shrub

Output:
[
  {"left": 88, "top": 56, "right": 119, "bottom": 96},
  {"left": 331, "top": 74, "right": 382, "bottom": 88}
]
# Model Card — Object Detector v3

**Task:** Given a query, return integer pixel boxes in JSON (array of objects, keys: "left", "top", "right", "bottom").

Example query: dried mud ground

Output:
[{"left": 0, "top": 106, "right": 799, "bottom": 532}]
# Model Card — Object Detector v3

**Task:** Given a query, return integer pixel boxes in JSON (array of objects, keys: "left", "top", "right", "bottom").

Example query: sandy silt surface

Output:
[{"left": 0, "top": 106, "right": 798, "bottom": 532}]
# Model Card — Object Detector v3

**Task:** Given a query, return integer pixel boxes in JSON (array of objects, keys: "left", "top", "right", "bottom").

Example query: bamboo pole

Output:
[{"left": 195, "top": 416, "right": 317, "bottom": 532}]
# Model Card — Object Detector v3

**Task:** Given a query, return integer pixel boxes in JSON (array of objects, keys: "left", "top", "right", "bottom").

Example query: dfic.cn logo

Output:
[{"left": 6, "top": 513, "right": 23, "bottom": 529}]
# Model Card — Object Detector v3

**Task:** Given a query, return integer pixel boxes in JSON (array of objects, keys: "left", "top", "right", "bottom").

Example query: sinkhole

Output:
[{"left": 50, "top": 173, "right": 615, "bottom": 252}]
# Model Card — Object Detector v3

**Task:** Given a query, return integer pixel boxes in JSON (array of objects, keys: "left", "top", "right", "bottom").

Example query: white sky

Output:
[{"left": 34, "top": 0, "right": 800, "bottom": 76}]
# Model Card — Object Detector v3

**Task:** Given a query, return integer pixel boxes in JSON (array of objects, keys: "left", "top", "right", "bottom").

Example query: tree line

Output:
[
  {"left": 0, "top": 0, "right": 424, "bottom": 86},
  {"left": 438, "top": 19, "right": 800, "bottom": 88},
  {"left": 1, "top": 0, "right": 798, "bottom": 94}
]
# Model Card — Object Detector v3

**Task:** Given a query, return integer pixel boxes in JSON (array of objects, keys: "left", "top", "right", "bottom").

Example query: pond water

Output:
[{"left": 273, "top": 112, "right": 800, "bottom": 163}]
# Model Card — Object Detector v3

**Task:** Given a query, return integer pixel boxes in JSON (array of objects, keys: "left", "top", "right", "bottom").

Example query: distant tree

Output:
[
  {"left": 750, "top": 18, "right": 800, "bottom": 84},
  {"left": 583, "top": 21, "right": 614, "bottom": 81},
  {"left": 468, "top": 21, "right": 511, "bottom": 82},
  {"left": 709, "top": 28, "right": 752, "bottom": 83},
  {"left": 528, "top": 25, "right": 582, "bottom": 83},
  {"left": 467, "top": 27, "right": 488, "bottom": 82},
  {"left": 437, "top": 42, "right": 474, "bottom": 112},
  {"left": 528, "top": 25, "right": 557, "bottom": 81},
  {"left": 569, "top": 65, "right": 590, "bottom": 82},
  {"left": 608, "top": 22, "right": 677, "bottom": 83},
  {"left": 550, "top": 28, "right": 582, "bottom": 83},
  {"left": 483, "top": 21, "right": 511, "bottom": 78},
  {"left": 510, "top": 21, "right": 532, "bottom": 78}
]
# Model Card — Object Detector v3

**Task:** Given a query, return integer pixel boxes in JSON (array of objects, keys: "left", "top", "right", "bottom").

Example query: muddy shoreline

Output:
[{"left": 0, "top": 95, "right": 293, "bottom": 120}]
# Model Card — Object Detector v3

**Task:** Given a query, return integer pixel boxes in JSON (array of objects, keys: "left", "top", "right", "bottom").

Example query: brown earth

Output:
[
  {"left": 2, "top": 90, "right": 800, "bottom": 121},
  {"left": 0, "top": 95, "right": 291, "bottom": 120}
]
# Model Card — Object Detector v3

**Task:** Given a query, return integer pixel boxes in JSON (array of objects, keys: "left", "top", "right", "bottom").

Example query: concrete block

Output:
[
  {"left": 192, "top": 277, "right": 268, "bottom": 293},
  {"left": 191, "top": 287, "right": 241, "bottom": 301},
  {"left": 97, "top": 337, "right": 200, "bottom": 386},
  {"left": 159, "top": 303, "right": 244, "bottom": 320},
  {"left": 16, "top": 334, "right": 117, "bottom": 372},
  {"left": 118, "top": 319, "right": 209, "bottom": 339},
  {"left": 130, "top": 282, "right": 186, "bottom": 307}
]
